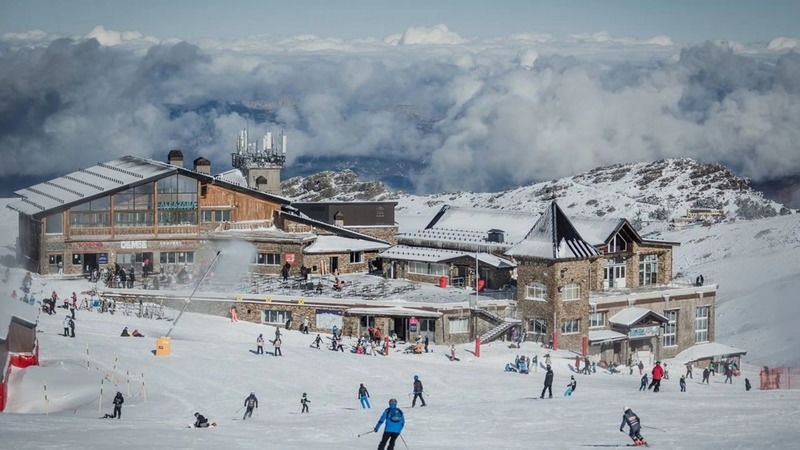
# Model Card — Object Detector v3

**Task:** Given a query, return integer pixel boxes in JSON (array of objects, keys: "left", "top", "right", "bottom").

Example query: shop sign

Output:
[
  {"left": 120, "top": 240, "right": 147, "bottom": 249},
  {"left": 409, "top": 316, "right": 418, "bottom": 332},
  {"left": 76, "top": 242, "right": 104, "bottom": 248},
  {"left": 158, "top": 201, "right": 197, "bottom": 210},
  {"left": 98, "top": 253, "right": 108, "bottom": 264},
  {"left": 285, "top": 253, "right": 296, "bottom": 265},
  {"left": 46, "top": 244, "right": 66, "bottom": 251},
  {"left": 629, "top": 325, "right": 660, "bottom": 339}
]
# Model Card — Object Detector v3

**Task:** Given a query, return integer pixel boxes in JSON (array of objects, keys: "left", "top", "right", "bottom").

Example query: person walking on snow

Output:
[
  {"left": 230, "top": 306, "right": 238, "bottom": 322},
  {"left": 679, "top": 375, "right": 687, "bottom": 392},
  {"left": 273, "top": 337, "right": 282, "bottom": 356},
  {"left": 724, "top": 364, "right": 734, "bottom": 384},
  {"left": 63, "top": 314, "right": 71, "bottom": 337},
  {"left": 540, "top": 365, "right": 554, "bottom": 398},
  {"left": 449, "top": 345, "right": 458, "bottom": 361},
  {"left": 685, "top": 362, "right": 693, "bottom": 379},
  {"left": 424, "top": 335, "right": 429, "bottom": 353},
  {"left": 565, "top": 376, "right": 577, "bottom": 396},
  {"left": 702, "top": 367, "right": 710, "bottom": 384},
  {"left": 639, "top": 374, "right": 648, "bottom": 391},
  {"left": 412, "top": 375, "right": 426, "bottom": 407},
  {"left": 300, "top": 393, "right": 310, "bottom": 413},
  {"left": 358, "top": 383, "right": 371, "bottom": 409},
  {"left": 103, "top": 392, "right": 124, "bottom": 419},
  {"left": 648, "top": 361, "right": 664, "bottom": 392},
  {"left": 575, "top": 355, "right": 581, "bottom": 372},
  {"left": 620, "top": 406, "right": 647, "bottom": 446},
  {"left": 68, "top": 315, "right": 75, "bottom": 337},
  {"left": 374, "top": 398, "right": 405, "bottom": 450},
  {"left": 638, "top": 360, "right": 644, "bottom": 376},
  {"left": 256, "top": 334, "right": 264, "bottom": 355},
  {"left": 243, "top": 392, "right": 258, "bottom": 420},
  {"left": 313, "top": 334, "right": 323, "bottom": 349}
]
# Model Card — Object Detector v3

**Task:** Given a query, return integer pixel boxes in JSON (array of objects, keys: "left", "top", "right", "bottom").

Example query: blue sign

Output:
[{"left": 98, "top": 253, "right": 108, "bottom": 264}]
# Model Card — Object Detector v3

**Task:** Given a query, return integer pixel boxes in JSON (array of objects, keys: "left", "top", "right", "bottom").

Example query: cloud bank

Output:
[{"left": 1, "top": 25, "right": 799, "bottom": 193}]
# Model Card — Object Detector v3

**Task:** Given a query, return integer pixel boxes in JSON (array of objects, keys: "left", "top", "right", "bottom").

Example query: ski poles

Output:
[
  {"left": 357, "top": 430, "right": 376, "bottom": 437},
  {"left": 642, "top": 425, "right": 667, "bottom": 432},
  {"left": 400, "top": 435, "right": 410, "bottom": 450}
]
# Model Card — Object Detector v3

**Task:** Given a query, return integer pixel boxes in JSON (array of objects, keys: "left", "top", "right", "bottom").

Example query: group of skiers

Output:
[{"left": 254, "top": 329, "right": 283, "bottom": 356}]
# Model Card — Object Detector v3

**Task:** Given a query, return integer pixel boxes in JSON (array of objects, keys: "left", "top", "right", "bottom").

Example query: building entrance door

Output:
[
  {"left": 419, "top": 319, "right": 436, "bottom": 343},
  {"left": 329, "top": 256, "right": 339, "bottom": 274},
  {"left": 393, "top": 317, "right": 407, "bottom": 342},
  {"left": 48, "top": 253, "right": 63, "bottom": 274},
  {"left": 603, "top": 258, "right": 626, "bottom": 289},
  {"left": 84, "top": 253, "right": 99, "bottom": 273}
]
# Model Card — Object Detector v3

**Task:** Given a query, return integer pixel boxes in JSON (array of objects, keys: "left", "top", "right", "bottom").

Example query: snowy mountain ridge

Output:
[{"left": 281, "top": 158, "right": 792, "bottom": 228}]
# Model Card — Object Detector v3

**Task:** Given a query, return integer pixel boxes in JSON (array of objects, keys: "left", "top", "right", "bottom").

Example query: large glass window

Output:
[
  {"left": 608, "top": 234, "right": 627, "bottom": 253},
  {"left": 45, "top": 212, "right": 63, "bottom": 234},
  {"left": 69, "top": 197, "right": 110, "bottom": 227},
  {"left": 158, "top": 175, "right": 198, "bottom": 225},
  {"left": 160, "top": 251, "right": 194, "bottom": 265},
  {"left": 525, "top": 282, "right": 547, "bottom": 301},
  {"left": 529, "top": 318, "right": 547, "bottom": 335},
  {"left": 664, "top": 309, "right": 678, "bottom": 347},
  {"left": 201, "top": 210, "right": 231, "bottom": 222},
  {"left": 408, "top": 261, "right": 448, "bottom": 276},
  {"left": 695, "top": 306, "right": 710, "bottom": 343},
  {"left": 639, "top": 254, "right": 658, "bottom": 286},
  {"left": 262, "top": 309, "right": 292, "bottom": 325},
  {"left": 254, "top": 253, "right": 281, "bottom": 266},
  {"left": 114, "top": 183, "right": 153, "bottom": 227},
  {"left": 560, "top": 319, "right": 580, "bottom": 335},
  {"left": 449, "top": 317, "right": 469, "bottom": 334},
  {"left": 349, "top": 252, "right": 363, "bottom": 264},
  {"left": 589, "top": 311, "right": 606, "bottom": 328},
  {"left": 561, "top": 283, "right": 580, "bottom": 301}
]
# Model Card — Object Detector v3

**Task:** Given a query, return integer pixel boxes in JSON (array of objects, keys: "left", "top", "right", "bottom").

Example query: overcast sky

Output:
[{"left": 1, "top": 1, "right": 799, "bottom": 194}]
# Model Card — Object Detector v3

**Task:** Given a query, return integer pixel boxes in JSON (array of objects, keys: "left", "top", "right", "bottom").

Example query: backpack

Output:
[{"left": 387, "top": 407, "right": 403, "bottom": 423}]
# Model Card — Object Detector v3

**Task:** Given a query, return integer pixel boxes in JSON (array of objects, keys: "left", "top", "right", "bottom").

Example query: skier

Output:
[
  {"left": 540, "top": 365, "right": 554, "bottom": 398},
  {"left": 313, "top": 334, "right": 323, "bottom": 349},
  {"left": 583, "top": 357, "right": 591, "bottom": 375},
  {"left": 358, "top": 383, "right": 371, "bottom": 409},
  {"left": 193, "top": 412, "right": 210, "bottom": 428},
  {"left": 256, "top": 334, "right": 264, "bottom": 355},
  {"left": 69, "top": 316, "right": 75, "bottom": 338},
  {"left": 685, "top": 362, "right": 693, "bottom": 379},
  {"left": 620, "top": 406, "right": 647, "bottom": 446},
  {"left": 300, "top": 393, "right": 310, "bottom": 413},
  {"left": 449, "top": 345, "right": 458, "bottom": 361},
  {"left": 702, "top": 367, "right": 710, "bottom": 384},
  {"left": 638, "top": 360, "right": 644, "bottom": 376},
  {"left": 545, "top": 353, "right": 552, "bottom": 366},
  {"left": 679, "top": 375, "right": 687, "bottom": 392},
  {"left": 564, "top": 376, "right": 577, "bottom": 396},
  {"left": 639, "top": 374, "right": 648, "bottom": 391},
  {"left": 62, "top": 314, "right": 71, "bottom": 337},
  {"left": 373, "top": 398, "right": 405, "bottom": 450},
  {"left": 724, "top": 364, "right": 734, "bottom": 384},
  {"left": 745, "top": 378, "right": 752, "bottom": 391},
  {"left": 412, "top": 375, "right": 426, "bottom": 407},
  {"left": 424, "top": 335, "right": 429, "bottom": 353},
  {"left": 103, "top": 392, "right": 124, "bottom": 419},
  {"left": 274, "top": 337, "right": 282, "bottom": 356},
  {"left": 648, "top": 361, "right": 663, "bottom": 392},
  {"left": 243, "top": 392, "right": 258, "bottom": 420}
]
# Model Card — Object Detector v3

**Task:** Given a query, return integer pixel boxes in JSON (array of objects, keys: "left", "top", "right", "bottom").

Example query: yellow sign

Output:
[
  {"left": 265, "top": 296, "right": 272, "bottom": 303},
  {"left": 155, "top": 337, "right": 171, "bottom": 357},
  {"left": 236, "top": 295, "right": 243, "bottom": 302},
  {"left": 298, "top": 298, "right": 304, "bottom": 305}
]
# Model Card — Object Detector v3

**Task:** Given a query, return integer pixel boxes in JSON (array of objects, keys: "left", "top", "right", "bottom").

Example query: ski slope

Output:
[{"left": 1, "top": 284, "right": 798, "bottom": 449}]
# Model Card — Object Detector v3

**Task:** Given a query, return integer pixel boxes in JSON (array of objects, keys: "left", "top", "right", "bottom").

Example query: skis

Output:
[{"left": 582, "top": 445, "right": 649, "bottom": 448}]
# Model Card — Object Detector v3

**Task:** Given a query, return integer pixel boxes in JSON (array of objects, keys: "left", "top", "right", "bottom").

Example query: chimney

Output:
[
  {"left": 193, "top": 157, "right": 211, "bottom": 174},
  {"left": 487, "top": 229, "right": 505, "bottom": 243},
  {"left": 167, "top": 149, "right": 184, "bottom": 168}
]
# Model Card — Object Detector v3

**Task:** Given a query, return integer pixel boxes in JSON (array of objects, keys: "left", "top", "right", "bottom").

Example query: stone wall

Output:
[{"left": 346, "top": 226, "right": 398, "bottom": 245}]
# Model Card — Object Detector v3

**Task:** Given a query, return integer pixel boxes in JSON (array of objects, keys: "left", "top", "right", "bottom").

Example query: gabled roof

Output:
[
  {"left": 609, "top": 307, "right": 669, "bottom": 327},
  {"left": 423, "top": 205, "right": 538, "bottom": 245},
  {"left": 588, "top": 329, "right": 627, "bottom": 343},
  {"left": 380, "top": 244, "right": 516, "bottom": 269},
  {"left": 505, "top": 201, "right": 600, "bottom": 260},
  {"left": 304, "top": 235, "right": 391, "bottom": 254},
  {"left": 279, "top": 208, "right": 390, "bottom": 245},
  {"left": 572, "top": 217, "right": 680, "bottom": 248},
  {"left": 673, "top": 343, "right": 747, "bottom": 364}
]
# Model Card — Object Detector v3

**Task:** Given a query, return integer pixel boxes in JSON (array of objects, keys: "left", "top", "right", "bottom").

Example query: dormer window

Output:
[{"left": 608, "top": 234, "right": 627, "bottom": 253}]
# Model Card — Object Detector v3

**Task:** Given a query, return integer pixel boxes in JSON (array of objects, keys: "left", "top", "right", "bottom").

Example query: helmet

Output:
[
  {"left": 250, "top": 392, "right": 255, "bottom": 395},
  {"left": 302, "top": 392, "right": 307, "bottom": 396},
  {"left": 623, "top": 406, "right": 630, "bottom": 413},
  {"left": 194, "top": 412, "right": 199, "bottom": 417},
  {"left": 414, "top": 375, "right": 419, "bottom": 380},
  {"left": 389, "top": 398, "right": 398, "bottom": 406}
]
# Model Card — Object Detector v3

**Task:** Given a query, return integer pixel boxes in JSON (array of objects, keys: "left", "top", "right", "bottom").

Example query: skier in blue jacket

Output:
[{"left": 374, "top": 398, "right": 405, "bottom": 450}]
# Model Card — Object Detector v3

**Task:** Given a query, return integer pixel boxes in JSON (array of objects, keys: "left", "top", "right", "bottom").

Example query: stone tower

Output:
[{"left": 231, "top": 128, "right": 286, "bottom": 196}]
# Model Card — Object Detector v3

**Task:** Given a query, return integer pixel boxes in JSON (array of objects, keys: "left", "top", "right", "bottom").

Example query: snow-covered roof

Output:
[
  {"left": 345, "top": 306, "right": 442, "bottom": 318},
  {"left": 505, "top": 201, "right": 600, "bottom": 260},
  {"left": 8, "top": 156, "right": 176, "bottom": 216},
  {"left": 304, "top": 235, "right": 391, "bottom": 254},
  {"left": 609, "top": 307, "right": 668, "bottom": 327},
  {"left": 215, "top": 168, "right": 248, "bottom": 187},
  {"left": 424, "top": 205, "right": 538, "bottom": 244},
  {"left": 588, "top": 329, "right": 627, "bottom": 343},
  {"left": 672, "top": 343, "right": 747, "bottom": 364},
  {"left": 380, "top": 245, "right": 515, "bottom": 269},
  {"left": 397, "top": 228, "right": 511, "bottom": 251},
  {"left": 571, "top": 218, "right": 625, "bottom": 246}
]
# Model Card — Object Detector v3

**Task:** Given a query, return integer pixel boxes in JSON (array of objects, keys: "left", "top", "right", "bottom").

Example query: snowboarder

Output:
[
  {"left": 359, "top": 383, "right": 371, "bottom": 409},
  {"left": 702, "top": 367, "right": 710, "bottom": 384},
  {"left": 313, "top": 334, "right": 322, "bottom": 349},
  {"left": 412, "top": 375, "right": 426, "bottom": 407},
  {"left": 103, "top": 392, "right": 124, "bottom": 419},
  {"left": 243, "top": 392, "right": 258, "bottom": 420},
  {"left": 639, "top": 374, "right": 648, "bottom": 391},
  {"left": 745, "top": 378, "right": 752, "bottom": 391},
  {"left": 62, "top": 314, "right": 71, "bottom": 337},
  {"left": 648, "top": 361, "right": 663, "bottom": 392},
  {"left": 540, "top": 365, "right": 554, "bottom": 398},
  {"left": 565, "top": 376, "right": 577, "bottom": 396},
  {"left": 374, "top": 398, "right": 405, "bottom": 450},
  {"left": 193, "top": 412, "right": 210, "bottom": 428},
  {"left": 300, "top": 393, "right": 310, "bottom": 413},
  {"left": 620, "top": 406, "right": 647, "bottom": 446},
  {"left": 274, "top": 337, "right": 282, "bottom": 356},
  {"left": 132, "top": 329, "right": 144, "bottom": 337},
  {"left": 256, "top": 334, "right": 264, "bottom": 355},
  {"left": 680, "top": 375, "right": 687, "bottom": 392}
]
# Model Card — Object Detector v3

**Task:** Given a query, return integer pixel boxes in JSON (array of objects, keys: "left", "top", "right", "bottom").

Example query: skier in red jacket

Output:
[{"left": 648, "top": 361, "right": 664, "bottom": 392}]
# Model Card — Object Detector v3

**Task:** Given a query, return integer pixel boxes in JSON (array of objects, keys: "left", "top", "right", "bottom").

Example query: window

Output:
[
  {"left": 664, "top": 310, "right": 678, "bottom": 347},
  {"left": 408, "top": 261, "right": 448, "bottom": 276},
  {"left": 262, "top": 309, "right": 292, "bottom": 325},
  {"left": 45, "top": 212, "right": 63, "bottom": 234},
  {"left": 589, "top": 311, "right": 606, "bottom": 328},
  {"left": 71, "top": 253, "right": 82, "bottom": 266},
  {"left": 201, "top": 210, "right": 231, "bottom": 222},
  {"left": 529, "top": 318, "right": 547, "bottom": 335},
  {"left": 608, "top": 234, "right": 627, "bottom": 253},
  {"left": 114, "top": 183, "right": 153, "bottom": 227},
  {"left": 254, "top": 253, "right": 280, "bottom": 266},
  {"left": 158, "top": 175, "right": 198, "bottom": 225},
  {"left": 360, "top": 316, "right": 375, "bottom": 328},
  {"left": 561, "top": 283, "right": 580, "bottom": 301},
  {"left": 525, "top": 282, "right": 547, "bottom": 301},
  {"left": 419, "top": 319, "right": 436, "bottom": 332},
  {"left": 160, "top": 251, "right": 194, "bottom": 265},
  {"left": 69, "top": 197, "right": 110, "bottom": 227},
  {"left": 695, "top": 306, "right": 710, "bottom": 343},
  {"left": 449, "top": 317, "right": 469, "bottom": 334},
  {"left": 639, "top": 254, "right": 658, "bottom": 286},
  {"left": 349, "top": 251, "right": 363, "bottom": 264},
  {"left": 560, "top": 319, "right": 580, "bottom": 335},
  {"left": 117, "top": 253, "right": 148, "bottom": 266}
]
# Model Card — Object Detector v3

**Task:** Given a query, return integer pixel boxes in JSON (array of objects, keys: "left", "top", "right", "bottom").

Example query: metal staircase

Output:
[{"left": 478, "top": 318, "right": 521, "bottom": 344}]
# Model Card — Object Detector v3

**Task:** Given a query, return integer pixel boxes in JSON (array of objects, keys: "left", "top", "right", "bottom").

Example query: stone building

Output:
[{"left": 508, "top": 201, "right": 717, "bottom": 365}]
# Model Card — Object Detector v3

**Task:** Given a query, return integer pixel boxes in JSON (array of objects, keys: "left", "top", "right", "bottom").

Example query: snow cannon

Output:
[{"left": 155, "top": 336, "right": 171, "bottom": 356}]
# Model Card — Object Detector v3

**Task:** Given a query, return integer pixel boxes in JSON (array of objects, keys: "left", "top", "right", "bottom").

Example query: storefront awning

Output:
[
  {"left": 588, "top": 329, "right": 627, "bottom": 343},
  {"left": 345, "top": 307, "right": 442, "bottom": 318},
  {"left": 609, "top": 307, "right": 668, "bottom": 327}
]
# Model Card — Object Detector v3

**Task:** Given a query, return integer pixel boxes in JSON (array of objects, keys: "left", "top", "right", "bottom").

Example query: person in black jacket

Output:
[
  {"left": 620, "top": 406, "right": 646, "bottom": 446},
  {"left": 243, "top": 392, "right": 258, "bottom": 420},
  {"left": 540, "top": 365, "right": 554, "bottom": 398},
  {"left": 412, "top": 375, "right": 426, "bottom": 407},
  {"left": 194, "top": 412, "right": 210, "bottom": 428},
  {"left": 103, "top": 392, "right": 124, "bottom": 419},
  {"left": 358, "top": 383, "right": 371, "bottom": 409}
]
